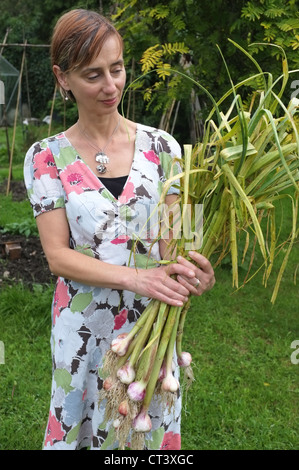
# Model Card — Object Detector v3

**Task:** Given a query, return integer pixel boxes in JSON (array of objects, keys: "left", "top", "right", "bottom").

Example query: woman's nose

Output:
[{"left": 102, "top": 73, "right": 117, "bottom": 94}]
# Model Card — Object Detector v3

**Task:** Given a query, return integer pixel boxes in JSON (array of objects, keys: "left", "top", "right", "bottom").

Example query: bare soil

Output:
[{"left": 0, "top": 180, "right": 55, "bottom": 288}]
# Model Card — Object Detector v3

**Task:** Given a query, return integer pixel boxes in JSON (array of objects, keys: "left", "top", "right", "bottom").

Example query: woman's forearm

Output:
[{"left": 46, "top": 245, "right": 136, "bottom": 291}]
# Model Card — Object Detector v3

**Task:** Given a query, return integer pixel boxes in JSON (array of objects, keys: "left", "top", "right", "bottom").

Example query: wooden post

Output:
[
  {"left": 0, "top": 29, "right": 11, "bottom": 166},
  {"left": 6, "top": 42, "right": 27, "bottom": 196},
  {"left": 48, "top": 83, "right": 57, "bottom": 137}
]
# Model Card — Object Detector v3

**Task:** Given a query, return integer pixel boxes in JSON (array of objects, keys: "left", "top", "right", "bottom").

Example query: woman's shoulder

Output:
[
  {"left": 25, "top": 131, "right": 69, "bottom": 159},
  {"left": 137, "top": 122, "right": 170, "bottom": 137},
  {"left": 136, "top": 122, "right": 181, "bottom": 157}
]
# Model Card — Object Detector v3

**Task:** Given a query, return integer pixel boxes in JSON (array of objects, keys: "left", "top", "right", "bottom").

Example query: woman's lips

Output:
[{"left": 101, "top": 97, "right": 118, "bottom": 106}]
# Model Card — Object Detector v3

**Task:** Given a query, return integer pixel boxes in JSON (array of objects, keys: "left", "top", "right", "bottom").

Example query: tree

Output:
[
  {"left": 112, "top": 0, "right": 298, "bottom": 142},
  {"left": 0, "top": 0, "right": 297, "bottom": 138}
]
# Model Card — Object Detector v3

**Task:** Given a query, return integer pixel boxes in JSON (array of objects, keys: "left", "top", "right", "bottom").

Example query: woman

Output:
[{"left": 24, "top": 9, "right": 215, "bottom": 450}]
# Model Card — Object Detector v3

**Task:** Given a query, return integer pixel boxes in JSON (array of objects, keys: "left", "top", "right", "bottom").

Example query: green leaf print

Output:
[
  {"left": 119, "top": 204, "right": 132, "bottom": 222},
  {"left": 66, "top": 422, "right": 81, "bottom": 444},
  {"left": 70, "top": 292, "right": 93, "bottom": 313},
  {"left": 54, "top": 197, "right": 65, "bottom": 209},
  {"left": 54, "top": 368, "right": 74, "bottom": 394},
  {"left": 133, "top": 253, "right": 158, "bottom": 269},
  {"left": 100, "top": 425, "right": 116, "bottom": 450},
  {"left": 146, "top": 427, "right": 164, "bottom": 450},
  {"left": 101, "top": 188, "right": 116, "bottom": 202},
  {"left": 159, "top": 151, "right": 180, "bottom": 179},
  {"left": 75, "top": 244, "right": 94, "bottom": 258},
  {"left": 56, "top": 146, "right": 77, "bottom": 166}
]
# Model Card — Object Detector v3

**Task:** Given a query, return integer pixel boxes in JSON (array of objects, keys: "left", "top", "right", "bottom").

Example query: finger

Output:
[
  {"left": 177, "top": 274, "right": 200, "bottom": 288},
  {"left": 152, "top": 282, "right": 189, "bottom": 306},
  {"left": 162, "top": 273, "right": 190, "bottom": 297},
  {"left": 188, "top": 251, "right": 214, "bottom": 275},
  {"left": 150, "top": 269, "right": 190, "bottom": 305},
  {"left": 177, "top": 274, "right": 203, "bottom": 295},
  {"left": 167, "top": 260, "right": 196, "bottom": 280}
]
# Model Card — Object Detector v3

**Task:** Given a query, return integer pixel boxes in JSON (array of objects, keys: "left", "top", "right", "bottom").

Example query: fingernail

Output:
[{"left": 189, "top": 251, "right": 195, "bottom": 256}]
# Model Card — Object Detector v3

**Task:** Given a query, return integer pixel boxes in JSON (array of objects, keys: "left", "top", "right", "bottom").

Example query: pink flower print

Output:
[
  {"left": 44, "top": 411, "right": 65, "bottom": 447},
  {"left": 160, "top": 431, "right": 181, "bottom": 450},
  {"left": 61, "top": 160, "right": 87, "bottom": 195},
  {"left": 118, "top": 179, "right": 135, "bottom": 204},
  {"left": 53, "top": 279, "right": 71, "bottom": 325},
  {"left": 33, "top": 148, "right": 57, "bottom": 180},
  {"left": 67, "top": 172, "right": 83, "bottom": 186},
  {"left": 114, "top": 308, "right": 128, "bottom": 330},
  {"left": 111, "top": 235, "right": 130, "bottom": 245},
  {"left": 143, "top": 150, "right": 160, "bottom": 165}
]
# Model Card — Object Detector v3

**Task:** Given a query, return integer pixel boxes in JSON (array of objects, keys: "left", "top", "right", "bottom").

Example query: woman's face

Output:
[{"left": 56, "top": 34, "right": 126, "bottom": 118}]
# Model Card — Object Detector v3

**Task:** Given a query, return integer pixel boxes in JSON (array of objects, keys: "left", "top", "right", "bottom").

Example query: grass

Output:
[
  {"left": 0, "top": 159, "right": 298, "bottom": 450},
  {"left": 0, "top": 284, "right": 53, "bottom": 450},
  {"left": 0, "top": 192, "right": 34, "bottom": 228},
  {"left": 180, "top": 188, "right": 299, "bottom": 449},
  {"left": 181, "top": 265, "right": 299, "bottom": 450},
  {"left": 180, "top": 189, "right": 299, "bottom": 450}
]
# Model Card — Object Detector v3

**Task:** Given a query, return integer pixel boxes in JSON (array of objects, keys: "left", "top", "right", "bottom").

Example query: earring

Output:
[{"left": 61, "top": 89, "right": 70, "bottom": 101}]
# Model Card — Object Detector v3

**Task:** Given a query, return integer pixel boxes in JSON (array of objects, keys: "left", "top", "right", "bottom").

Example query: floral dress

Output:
[{"left": 24, "top": 123, "right": 182, "bottom": 450}]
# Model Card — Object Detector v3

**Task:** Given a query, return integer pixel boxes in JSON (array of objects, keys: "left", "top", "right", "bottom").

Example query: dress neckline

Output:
[{"left": 61, "top": 124, "right": 140, "bottom": 202}]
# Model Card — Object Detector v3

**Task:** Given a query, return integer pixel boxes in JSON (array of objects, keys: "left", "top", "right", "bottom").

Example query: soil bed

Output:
[
  {"left": 0, "top": 232, "right": 55, "bottom": 288},
  {"left": 0, "top": 180, "right": 55, "bottom": 288}
]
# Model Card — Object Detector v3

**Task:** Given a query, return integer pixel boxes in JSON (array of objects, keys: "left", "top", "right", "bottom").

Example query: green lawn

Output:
[
  {"left": 181, "top": 265, "right": 299, "bottom": 450},
  {"left": 0, "top": 171, "right": 298, "bottom": 450}
]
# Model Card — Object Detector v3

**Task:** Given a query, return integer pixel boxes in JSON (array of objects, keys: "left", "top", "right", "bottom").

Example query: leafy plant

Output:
[
  {"left": 1, "top": 219, "right": 38, "bottom": 238},
  {"left": 100, "top": 43, "right": 298, "bottom": 449}
]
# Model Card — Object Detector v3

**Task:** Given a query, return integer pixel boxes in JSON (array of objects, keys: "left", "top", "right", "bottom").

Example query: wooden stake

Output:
[
  {"left": 0, "top": 42, "right": 50, "bottom": 48},
  {"left": 48, "top": 83, "right": 57, "bottom": 137},
  {"left": 6, "top": 42, "right": 27, "bottom": 196},
  {"left": 0, "top": 29, "right": 11, "bottom": 165}
]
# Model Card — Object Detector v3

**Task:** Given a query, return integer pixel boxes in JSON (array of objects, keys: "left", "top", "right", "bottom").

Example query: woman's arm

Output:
[{"left": 36, "top": 207, "right": 197, "bottom": 306}]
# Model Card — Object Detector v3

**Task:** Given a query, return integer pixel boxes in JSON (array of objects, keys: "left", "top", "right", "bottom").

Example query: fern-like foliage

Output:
[
  {"left": 138, "top": 41, "right": 189, "bottom": 112},
  {"left": 140, "top": 42, "right": 189, "bottom": 74},
  {"left": 148, "top": 5, "right": 170, "bottom": 19}
]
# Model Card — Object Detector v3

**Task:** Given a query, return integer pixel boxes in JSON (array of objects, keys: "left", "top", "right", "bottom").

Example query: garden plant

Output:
[{"left": 98, "top": 43, "right": 299, "bottom": 449}]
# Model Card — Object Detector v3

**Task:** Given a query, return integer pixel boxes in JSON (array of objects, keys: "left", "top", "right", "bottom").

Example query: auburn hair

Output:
[{"left": 50, "top": 9, "right": 123, "bottom": 99}]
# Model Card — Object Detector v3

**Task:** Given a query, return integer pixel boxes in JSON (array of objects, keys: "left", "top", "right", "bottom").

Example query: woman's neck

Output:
[{"left": 76, "top": 111, "right": 121, "bottom": 142}]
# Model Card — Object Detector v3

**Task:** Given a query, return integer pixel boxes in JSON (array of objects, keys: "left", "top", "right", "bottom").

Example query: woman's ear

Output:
[{"left": 53, "top": 65, "right": 70, "bottom": 91}]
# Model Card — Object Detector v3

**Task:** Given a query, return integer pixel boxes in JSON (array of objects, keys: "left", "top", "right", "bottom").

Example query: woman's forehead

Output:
[{"left": 76, "top": 35, "right": 123, "bottom": 71}]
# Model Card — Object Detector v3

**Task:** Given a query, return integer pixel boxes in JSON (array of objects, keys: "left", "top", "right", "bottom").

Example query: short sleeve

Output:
[{"left": 24, "top": 140, "right": 65, "bottom": 218}]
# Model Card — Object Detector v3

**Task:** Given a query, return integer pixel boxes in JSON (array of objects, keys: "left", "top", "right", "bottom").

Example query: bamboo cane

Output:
[
  {"left": 6, "top": 42, "right": 26, "bottom": 196},
  {"left": 48, "top": 83, "right": 57, "bottom": 137}
]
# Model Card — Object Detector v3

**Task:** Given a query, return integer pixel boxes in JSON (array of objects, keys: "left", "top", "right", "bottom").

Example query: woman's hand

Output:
[
  {"left": 176, "top": 251, "right": 215, "bottom": 297},
  {"left": 132, "top": 262, "right": 199, "bottom": 307}
]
